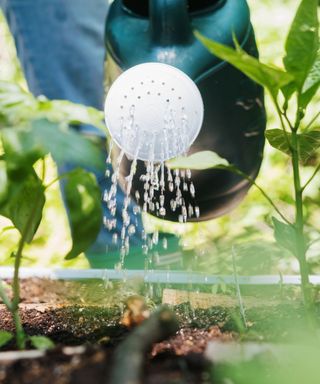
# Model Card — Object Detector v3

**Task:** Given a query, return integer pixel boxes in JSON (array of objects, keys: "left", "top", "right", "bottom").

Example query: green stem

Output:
[
  {"left": 304, "top": 110, "right": 320, "bottom": 131},
  {"left": 302, "top": 163, "right": 320, "bottom": 192},
  {"left": 274, "top": 97, "right": 314, "bottom": 320},
  {"left": 272, "top": 96, "right": 293, "bottom": 151},
  {"left": 11, "top": 159, "right": 46, "bottom": 350},
  {"left": 230, "top": 167, "right": 291, "bottom": 225},
  {"left": 44, "top": 171, "right": 71, "bottom": 190},
  {"left": 291, "top": 128, "right": 313, "bottom": 314}
]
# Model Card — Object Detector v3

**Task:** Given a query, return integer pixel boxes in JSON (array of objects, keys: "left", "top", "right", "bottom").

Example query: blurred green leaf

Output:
[
  {"left": 39, "top": 99, "right": 105, "bottom": 133},
  {"left": 30, "top": 119, "right": 104, "bottom": 170},
  {"left": 0, "top": 170, "right": 45, "bottom": 243},
  {"left": 2, "top": 119, "right": 104, "bottom": 173},
  {"left": 265, "top": 129, "right": 320, "bottom": 163},
  {"left": 195, "top": 31, "right": 293, "bottom": 98},
  {"left": 0, "top": 81, "right": 106, "bottom": 134},
  {"left": 64, "top": 169, "right": 102, "bottom": 259},
  {"left": 284, "top": 0, "right": 319, "bottom": 89},
  {"left": 0, "top": 160, "right": 8, "bottom": 206},
  {"left": 281, "top": 81, "right": 296, "bottom": 102},
  {"left": 0, "top": 82, "right": 38, "bottom": 126},
  {"left": 29, "top": 335, "right": 54, "bottom": 350},
  {"left": 166, "top": 150, "right": 229, "bottom": 170},
  {"left": 1, "top": 125, "right": 45, "bottom": 179},
  {"left": 272, "top": 217, "right": 297, "bottom": 256},
  {"left": 0, "top": 331, "right": 13, "bottom": 348}
]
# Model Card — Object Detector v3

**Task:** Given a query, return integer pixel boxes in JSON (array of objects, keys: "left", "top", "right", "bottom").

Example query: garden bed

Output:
[{"left": 0, "top": 277, "right": 317, "bottom": 384}]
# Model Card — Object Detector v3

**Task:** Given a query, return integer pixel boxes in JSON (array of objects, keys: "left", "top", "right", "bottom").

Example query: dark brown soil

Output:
[
  {"left": 0, "top": 279, "right": 234, "bottom": 384},
  {"left": 0, "top": 278, "right": 316, "bottom": 384}
]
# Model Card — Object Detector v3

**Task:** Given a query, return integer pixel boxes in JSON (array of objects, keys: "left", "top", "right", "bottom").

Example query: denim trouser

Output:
[{"left": 0, "top": 0, "right": 143, "bottom": 266}]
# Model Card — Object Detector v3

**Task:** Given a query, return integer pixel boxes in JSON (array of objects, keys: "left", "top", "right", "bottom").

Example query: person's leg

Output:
[{"left": 1, "top": 0, "right": 144, "bottom": 265}]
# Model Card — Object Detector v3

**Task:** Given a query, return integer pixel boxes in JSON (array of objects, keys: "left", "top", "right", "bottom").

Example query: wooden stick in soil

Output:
[{"left": 109, "top": 306, "right": 179, "bottom": 384}]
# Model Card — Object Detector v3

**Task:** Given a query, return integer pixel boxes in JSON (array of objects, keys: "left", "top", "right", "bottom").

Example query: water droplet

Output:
[
  {"left": 112, "top": 233, "right": 118, "bottom": 244},
  {"left": 162, "top": 237, "right": 168, "bottom": 250},
  {"left": 159, "top": 207, "right": 166, "bottom": 216},
  {"left": 152, "top": 231, "right": 159, "bottom": 245},
  {"left": 190, "top": 182, "right": 195, "bottom": 198},
  {"left": 133, "top": 206, "right": 141, "bottom": 215},
  {"left": 170, "top": 199, "right": 177, "bottom": 211},
  {"left": 149, "top": 186, "right": 154, "bottom": 199}
]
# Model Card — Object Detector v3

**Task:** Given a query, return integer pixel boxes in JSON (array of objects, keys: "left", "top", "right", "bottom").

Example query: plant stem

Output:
[
  {"left": 44, "top": 171, "right": 71, "bottom": 190},
  {"left": 11, "top": 229, "right": 28, "bottom": 349},
  {"left": 230, "top": 167, "right": 291, "bottom": 225},
  {"left": 232, "top": 247, "right": 247, "bottom": 329},
  {"left": 301, "top": 163, "right": 320, "bottom": 192},
  {"left": 272, "top": 96, "right": 293, "bottom": 151},
  {"left": 10, "top": 160, "right": 46, "bottom": 349},
  {"left": 304, "top": 110, "right": 320, "bottom": 131},
  {"left": 291, "top": 128, "right": 313, "bottom": 313}
]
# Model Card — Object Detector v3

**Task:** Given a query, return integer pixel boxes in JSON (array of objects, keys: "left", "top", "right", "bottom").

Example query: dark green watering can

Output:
[{"left": 104, "top": 0, "right": 266, "bottom": 222}]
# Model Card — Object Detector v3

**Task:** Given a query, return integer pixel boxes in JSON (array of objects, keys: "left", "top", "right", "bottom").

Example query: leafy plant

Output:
[
  {"left": 0, "top": 82, "right": 106, "bottom": 349},
  {"left": 170, "top": 0, "right": 319, "bottom": 318}
]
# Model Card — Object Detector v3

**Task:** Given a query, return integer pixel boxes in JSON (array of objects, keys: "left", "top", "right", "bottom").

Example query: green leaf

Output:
[
  {"left": 64, "top": 169, "right": 103, "bottom": 259},
  {"left": 1, "top": 125, "right": 46, "bottom": 178},
  {"left": 0, "top": 81, "right": 106, "bottom": 134},
  {"left": 284, "top": 0, "right": 319, "bottom": 89},
  {"left": 2, "top": 119, "right": 104, "bottom": 173},
  {"left": 265, "top": 129, "right": 320, "bottom": 163},
  {"left": 0, "top": 170, "right": 45, "bottom": 243},
  {"left": 300, "top": 51, "right": 320, "bottom": 108},
  {"left": 30, "top": 119, "right": 105, "bottom": 171},
  {"left": 38, "top": 99, "right": 106, "bottom": 133},
  {"left": 0, "top": 331, "right": 13, "bottom": 348},
  {"left": 265, "top": 129, "right": 291, "bottom": 157},
  {"left": 0, "top": 161, "right": 9, "bottom": 206},
  {"left": 29, "top": 336, "right": 54, "bottom": 351},
  {"left": 299, "top": 130, "right": 320, "bottom": 161},
  {"left": 166, "top": 150, "right": 229, "bottom": 170},
  {"left": 0, "top": 82, "right": 38, "bottom": 127},
  {"left": 281, "top": 81, "right": 296, "bottom": 102},
  {"left": 195, "top": 31, "right": 294, "bottom": 98},
  {"left": 272, "top": 217, "right": 297, "bottom": 256}
]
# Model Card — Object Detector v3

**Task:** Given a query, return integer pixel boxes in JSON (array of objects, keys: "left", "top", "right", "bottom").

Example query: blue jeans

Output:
[{"left": 1, "top": 0, "right": 144, "bottom": 266}]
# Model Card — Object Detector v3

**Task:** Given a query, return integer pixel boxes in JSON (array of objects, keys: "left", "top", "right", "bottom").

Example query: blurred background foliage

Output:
[{"left": 0, "top": 0, "right": 319, "bottom": 273}]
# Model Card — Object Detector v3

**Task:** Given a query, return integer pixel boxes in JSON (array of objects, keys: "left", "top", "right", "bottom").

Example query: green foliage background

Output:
[{"left": 0, "top": 0, "right": 319, "bottom": 273}]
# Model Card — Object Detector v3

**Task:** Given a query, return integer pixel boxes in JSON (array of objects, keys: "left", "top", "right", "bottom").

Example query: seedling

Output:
[
  {"left": 0, "top": 83, "right": 105, "bottom": 349},
  {"left": 169, "top": 0, "right": 320, "bottom": 320}
]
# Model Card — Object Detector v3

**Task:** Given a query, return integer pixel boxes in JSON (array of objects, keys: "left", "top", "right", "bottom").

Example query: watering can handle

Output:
[{"left": 149, "top": 0, "right": 192, "bottom": 45}]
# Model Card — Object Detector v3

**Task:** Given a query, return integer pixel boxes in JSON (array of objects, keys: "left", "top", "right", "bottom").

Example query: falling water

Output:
[{"left": 103, "top": 140, "right": 200, "bottom": 268}]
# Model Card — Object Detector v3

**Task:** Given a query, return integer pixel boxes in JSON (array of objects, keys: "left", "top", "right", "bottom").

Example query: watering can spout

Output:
[{"left": 150, "top": 0, "right": 192, "bottom": 45}]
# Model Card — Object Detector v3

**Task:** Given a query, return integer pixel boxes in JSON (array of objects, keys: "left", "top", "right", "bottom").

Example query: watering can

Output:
[{"left": 104, "top": 0, "right": 266, "bottom": 222}]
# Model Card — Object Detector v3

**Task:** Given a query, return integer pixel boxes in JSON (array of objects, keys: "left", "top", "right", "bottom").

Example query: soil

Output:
[{"left": 0, "top": 278, "right": 316, "bottom": 384}]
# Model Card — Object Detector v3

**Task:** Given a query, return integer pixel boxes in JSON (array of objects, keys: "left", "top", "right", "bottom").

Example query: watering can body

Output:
[{"left": 104, "top": 0, "right": 266, "bottom": 222}]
